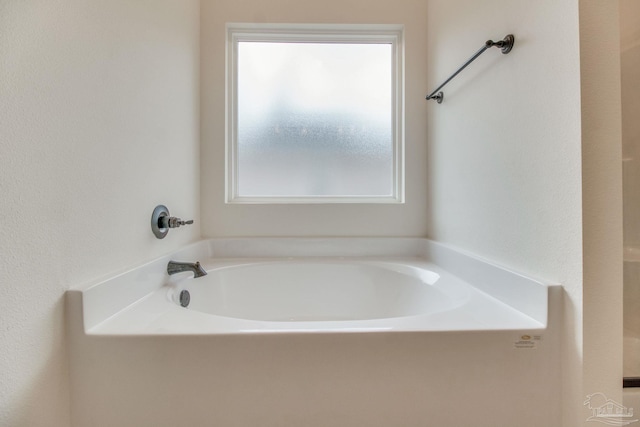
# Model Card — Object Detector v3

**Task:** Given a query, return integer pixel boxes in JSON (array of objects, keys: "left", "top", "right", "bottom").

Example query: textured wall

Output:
[
  {"left": 0, "top": 1, "right": 625, "bottom": 426},
  {"left": 426, "top": 1, "right": 623, "bottom": 426},
  {"left": 200, "top": 0, "right": 429, "bottom": 237},
  {"left": 425, "top": 0, "right": 583, "bottom": 302},
  {"left": 424, "top": 4, "right": 583, "bottom": 424},
  {"left": 0, "top": 1, "right": 201, "bottom": 425}
]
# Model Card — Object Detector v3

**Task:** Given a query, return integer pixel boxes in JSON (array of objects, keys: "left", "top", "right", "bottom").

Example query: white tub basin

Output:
[{"left": 180, "top": 261, "right": 454, "bottom": 322}]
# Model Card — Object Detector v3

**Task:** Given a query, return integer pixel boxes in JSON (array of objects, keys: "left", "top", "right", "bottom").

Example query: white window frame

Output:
[{"left": 226, "top": 23, "right": 404, "bottom": 204}]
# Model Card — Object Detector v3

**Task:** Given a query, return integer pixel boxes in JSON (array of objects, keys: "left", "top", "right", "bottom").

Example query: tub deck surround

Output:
[{"left": 68, "top": 238, "right": 555, "bottom": 335}]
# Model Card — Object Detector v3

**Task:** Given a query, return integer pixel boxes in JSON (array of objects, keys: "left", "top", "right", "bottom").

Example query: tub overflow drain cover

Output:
[{"left": 179, "top": 290, "right": 190, "bottom": 308}]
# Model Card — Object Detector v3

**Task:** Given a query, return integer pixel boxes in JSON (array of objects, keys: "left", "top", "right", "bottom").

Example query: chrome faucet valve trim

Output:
[{"left": 151, "top": 205, "right": 194, "bottom": 239}]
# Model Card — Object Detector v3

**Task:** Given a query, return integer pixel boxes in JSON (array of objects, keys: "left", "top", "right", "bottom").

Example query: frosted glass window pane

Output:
[{"left": 237, "top": 42, "right": 393, "bottom": 197}]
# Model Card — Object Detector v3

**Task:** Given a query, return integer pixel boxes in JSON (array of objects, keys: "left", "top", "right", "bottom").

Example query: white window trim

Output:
[{"left": 225, "top": 23, "right": 405, "bottom": 204}]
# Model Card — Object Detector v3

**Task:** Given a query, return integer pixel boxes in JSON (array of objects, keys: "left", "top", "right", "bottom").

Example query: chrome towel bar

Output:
[{"left": 425, "top": 34, "right": 514, "bottom": 104}]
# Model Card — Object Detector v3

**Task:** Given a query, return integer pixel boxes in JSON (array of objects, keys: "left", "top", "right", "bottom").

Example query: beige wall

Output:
[
  {"left": 425, "top": 0, "right": 583, "bottom": 308},
  {"left": 425, "top": 0, "right": 585, "bottom": 419},
  {"left": 0, "top": 1, "right": 625, "bottom": 426},
  {"left": 200, "top": 0, "right": 429, "bottom": 237},
  {"left": 580, "top": 1, "right": 623, "bottom": 425},
  {"left": 621, "top": 0, "right": 640, "bottom": 252},
  {"left": 621, "top": 0, "right": 640, "bottom": 376},
  {"left": 0, "top": 1, "right": 201, "bottom": 425},
  {"left": 426, "top": 0, "right": 622, "bottom": 426},
  {"left": 620, "top": 0, "right": 640, "bottom": 55}
]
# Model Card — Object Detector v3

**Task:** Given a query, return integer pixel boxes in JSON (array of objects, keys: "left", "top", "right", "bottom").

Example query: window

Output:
[{"left": 226, "top": 24, "right": 404, "bottom": 203}]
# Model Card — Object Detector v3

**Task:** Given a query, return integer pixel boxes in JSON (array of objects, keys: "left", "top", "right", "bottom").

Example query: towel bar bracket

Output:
[{"left": 489, "top": 34, "right": 514, "bottom": 54}]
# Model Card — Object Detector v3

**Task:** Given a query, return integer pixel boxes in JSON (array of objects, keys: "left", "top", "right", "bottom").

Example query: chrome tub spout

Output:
[{"left": 167, "top": 261, "right": 207, "bottom": 278}]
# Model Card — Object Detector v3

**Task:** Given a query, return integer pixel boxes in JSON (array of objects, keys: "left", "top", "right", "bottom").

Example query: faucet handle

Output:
[{"left": 165, "top": 217, "right": 194, "bottom": 228}]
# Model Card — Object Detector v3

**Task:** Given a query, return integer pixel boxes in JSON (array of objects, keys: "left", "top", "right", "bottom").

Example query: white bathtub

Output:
[
  {"left": 67, "top": 238, "right": 561, "bottom": 427},
  {"left": 72, "top": 238, "right": 553, "bottom": 335}
]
